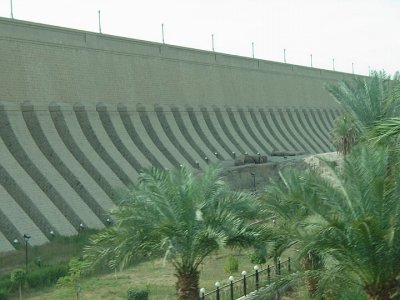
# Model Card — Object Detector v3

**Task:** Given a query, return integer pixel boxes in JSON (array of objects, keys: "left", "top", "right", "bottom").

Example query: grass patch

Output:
[
  {"left": 0, "top": 230, "right": 98, "bottom": 277},
  {"left": 0, "top": 231, "right": 297, "bottom": 299},
  {"left": 21, "top": 249, "right": 260, "bottom": 300}
]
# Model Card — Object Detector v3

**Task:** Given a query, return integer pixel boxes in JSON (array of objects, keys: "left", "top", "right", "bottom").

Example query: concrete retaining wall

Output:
[
  {"left": 0, "top": 17, "right": 350, "bottom": 107},
  {"left": 0, "top": 17, "right": 350, "bottom": 252}
]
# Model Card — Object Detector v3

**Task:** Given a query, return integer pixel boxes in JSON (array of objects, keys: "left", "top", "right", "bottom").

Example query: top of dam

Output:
[{"left": 0, "top": 16, "right": 356, "bottom": 109}]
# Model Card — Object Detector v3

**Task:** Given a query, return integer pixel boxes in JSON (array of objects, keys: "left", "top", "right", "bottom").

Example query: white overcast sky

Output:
[{"left": 1, "top": 0, "right": 399, "bottom": 76}]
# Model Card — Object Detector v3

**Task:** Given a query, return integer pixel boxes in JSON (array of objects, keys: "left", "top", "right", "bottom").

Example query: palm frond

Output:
[
  {"left": 83, "top": 165, "right": 261, "bottom": 278},
  {"left": 261, "top": 144, "right": 400, "bottom": 299}
]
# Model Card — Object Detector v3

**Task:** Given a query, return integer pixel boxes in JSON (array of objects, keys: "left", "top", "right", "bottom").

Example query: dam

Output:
[{"left": 0, "top": 17, "right": 348, "bottom": 252}]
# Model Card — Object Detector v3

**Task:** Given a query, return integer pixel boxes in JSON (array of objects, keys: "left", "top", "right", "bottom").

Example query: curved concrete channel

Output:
[{"left": 0, "top": 102, "right": 335, "bottom": 251}]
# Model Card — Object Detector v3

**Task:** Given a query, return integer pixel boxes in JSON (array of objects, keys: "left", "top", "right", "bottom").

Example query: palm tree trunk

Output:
[
  {"left": 365, "top": 284, "right": 396, "bottom": 300},
  {"left": 175, "top": 267, "right": 200, "bottom": 300},
  {"left": 366, "top": 293, "right": 391, "bottom": 300},
  {"left": 301, "top": 252, "right": 320, "bottom": 298},
  {"left": 364, "top": 278, "right": 400, "bottom": 300}
]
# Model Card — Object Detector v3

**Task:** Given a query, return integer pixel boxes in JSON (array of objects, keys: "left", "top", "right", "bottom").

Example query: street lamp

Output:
[
  {"left": 228, "top": 276, "right": 234, "bottom": 300},
  {"left": 215, "top": 282, "right": 221, "bottom": 300},
  {"left": 242, "top": 271, "right": 247, "bottom": 296},
  {"left": 23, "top": 234, "right": 31, "bottom": 273},
  {"left": 200, "top": 287, "right": 205, "bottom": 300},
  {"left": 254, "top": 265, "right": 260, "bottom": 290}
]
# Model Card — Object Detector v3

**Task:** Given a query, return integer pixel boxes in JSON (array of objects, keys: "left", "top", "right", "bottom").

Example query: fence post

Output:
[
  {"left": 267, "top": 265, "right": 271, "bottom": 285},
  {"left": 254, "top": 265, "right": 260, "bottom": 290},
  {"left": 242, "top": 271, "right": 247, "bottom": 296},
  {"left": 200, "top": 288, "right": 205, "bottom": 300},
  {"left": 288, "top": 257, "right": 291, "bottom": 273},
  {"left": 215, "top": 282, "right": 220, "bottom": 300},
  {"left": 229, "top": 276, "right": 234, "bottom": 300}
]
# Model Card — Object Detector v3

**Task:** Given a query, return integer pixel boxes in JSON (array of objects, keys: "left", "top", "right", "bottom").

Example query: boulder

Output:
[{"left": 234, "top": 154, "right": 267, "bottom": 166}]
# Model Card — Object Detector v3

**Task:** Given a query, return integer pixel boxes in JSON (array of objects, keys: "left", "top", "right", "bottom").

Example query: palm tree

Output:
[
  {"left": 370, "top": 117, "right": 400, "bottom": 143},
  {"left": 327, "top": 71, "right": 400, "bottom": 156},
  {"left": 332, "top": 114, "right": 359, "bottom": 155},
  {"left": 83, "top": 165, "right": 261, "bottom": 300},
  {"left": 259, "top": 145, "right": 400, "bottom": 300},
  {"left": 327, "top": 71, "right": 400, "bottom": 132}
]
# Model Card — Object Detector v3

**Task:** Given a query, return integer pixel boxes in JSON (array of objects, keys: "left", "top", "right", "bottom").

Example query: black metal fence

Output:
[{"left": 200, "top": 258, "right": 291, "bottom": 300}]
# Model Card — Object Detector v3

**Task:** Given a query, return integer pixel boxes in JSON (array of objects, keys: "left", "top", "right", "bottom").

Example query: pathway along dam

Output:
[{"left": 0, "top": 17, "right": 350, "bottom": 252}]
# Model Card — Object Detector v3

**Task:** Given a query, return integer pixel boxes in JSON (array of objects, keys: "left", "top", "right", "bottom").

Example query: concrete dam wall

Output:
[{"left": 0, "top": 17, "right": 347, "bottom": 252}]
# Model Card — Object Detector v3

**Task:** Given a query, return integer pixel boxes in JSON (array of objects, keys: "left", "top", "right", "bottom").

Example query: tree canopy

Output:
[{"left": 83, "top": 165, "right": 262, "bottom": 300}]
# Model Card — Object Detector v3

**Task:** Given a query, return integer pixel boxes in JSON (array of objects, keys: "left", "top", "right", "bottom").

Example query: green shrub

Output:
[
  {"left": 0, "top": 278, "right": 12, "bottom": 292},
  {"left": 249, "top": 251, "right": 266, "bottom": 265},
  {"left": 126, "top": 287, "right": 149, "bottom": 300},
  {"left": 10, "top": 268, "right": 26, "bottom": 299},
  {"left": 56, "top": 257, "right": 92, "bottom": 288},
  {"left": 26, "top": 263, "right": 69, "bottom": 288},
  {"left": 224, "top": 256, "right": 239, "bottom": 274},
  {"left": 10, "top": 269, "right": 26, "bottom": 289},
  {"left": 0, "top": 289, "right": 9, "bottom": 300}
]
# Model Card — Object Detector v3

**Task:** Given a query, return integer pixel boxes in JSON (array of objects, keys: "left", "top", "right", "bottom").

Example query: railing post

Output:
[
  {"left": 254, "top": 265, "right": 260, "bottom": 290},
  {"left": 278, "top": 259, "right": 281, "bottom": 275},
  {"left": 215, "top": 282, "right": 220, "bottom": 300},
  {"left": 267, "top": 265, "right": 271, "bottom": 285},
  {"left": 242, "top": 271, "right": 247, "bottom": 296},
  {"left": 200, "top": 288, "right": 205, "bottom": 300},
  {"left": 229, "top": 276, "right": 234, "bottom": 300}
]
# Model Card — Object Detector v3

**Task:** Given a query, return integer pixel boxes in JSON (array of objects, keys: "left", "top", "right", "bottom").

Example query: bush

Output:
[
  {"left": 26, "top": 263, "right": 69, "bottom": 288},
  {"left": 126, "top": 287, "right": 149, "bottom": 300},
  {"left": 224, "top": 256, "right": 239, "bottom": 274},
  {"left": 56, "top": 257, "right": 92, "bottom": 288},
  {"left": 0, "top": 289, "right": 8, "bottom": 300},
  {"left": 249, "top": 251, "right": 266, "bottom": 265},
  {"left": 10, "top": 269, "right": 26, "bottom": 290},
  {"left": 0, "top": 278, "right": 12, "bottom": 292}
]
